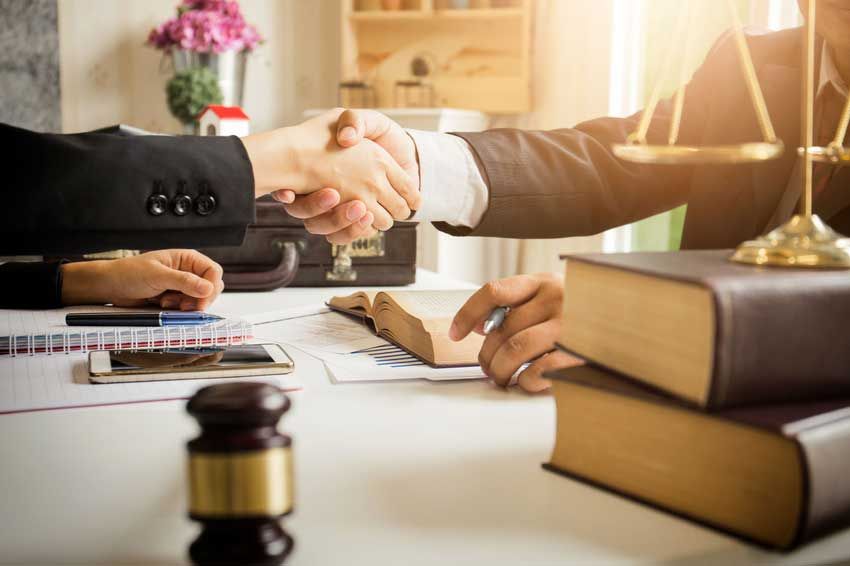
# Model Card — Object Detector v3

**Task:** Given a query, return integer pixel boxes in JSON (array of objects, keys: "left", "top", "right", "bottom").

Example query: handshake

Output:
[{"left": 242, "top": 108, "right": 420, "bottom": 244}]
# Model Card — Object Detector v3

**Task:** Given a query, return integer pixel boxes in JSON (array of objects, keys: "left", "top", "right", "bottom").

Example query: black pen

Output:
[{"left": 65, "top": 312, "right": 223, "bottom": 327}]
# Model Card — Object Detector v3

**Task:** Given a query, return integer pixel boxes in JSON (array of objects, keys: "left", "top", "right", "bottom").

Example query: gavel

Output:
[{"left": 186, "top": 382, "right": 294, "bottom": 566}]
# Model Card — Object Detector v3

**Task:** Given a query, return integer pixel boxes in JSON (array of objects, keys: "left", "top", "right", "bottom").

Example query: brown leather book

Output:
[
  {"left": 544, "top": 364, "right": 850, "bottom": 550},
  {"left": 559, "top": 249, "right": 850, "bottom": 408},
  {"left": 328, "top": 290, "right": 483, "bottom": 367}
]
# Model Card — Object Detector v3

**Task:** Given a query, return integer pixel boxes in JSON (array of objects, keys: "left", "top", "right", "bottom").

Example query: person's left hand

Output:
[
  {"left": 448, "top": 273, "right": 583, "bottom": 393},
  {"left": 60, "top": 249, "right": 225, "bottom": 310}
]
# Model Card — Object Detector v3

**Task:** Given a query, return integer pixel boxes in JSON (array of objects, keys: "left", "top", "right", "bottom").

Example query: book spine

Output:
[
  {"left": 709, "top": 279, "right": 850, "bottom": 408},
  {"left": 793, "top": 417, "right": 850, "bottom": 547}
]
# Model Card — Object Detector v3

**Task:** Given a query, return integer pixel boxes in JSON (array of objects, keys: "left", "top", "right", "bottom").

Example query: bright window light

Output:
[
  {"left": 767, "top": 0, "right": 801, "bottom": 30},
  {"left": 604, "top": 0, "right": 645, "bottom": 252}
]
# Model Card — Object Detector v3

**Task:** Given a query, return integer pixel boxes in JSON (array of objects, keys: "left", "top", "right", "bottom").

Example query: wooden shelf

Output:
[
  {"left": 350, "top": 10, "right": 429, "bottom": 21},
  {"left": 341, "top": 0, "right": 532, "bottom": 114},
  {"left": 435, "top": 8, "right": 523, "bottom": 19},
  {"left": 350, "top": 8, "right": 523, "bottom": 22}
]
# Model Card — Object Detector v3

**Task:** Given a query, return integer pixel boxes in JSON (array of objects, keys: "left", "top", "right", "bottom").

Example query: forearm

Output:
[
  {"left": 241, "top": 110, "right": 351, "bottom": 198},
  {"left": 446, "top": 123, "right": 690, "bottom": 239},
  {"left": 59, "top": 261, "right": 113, "bottom": 306},
  {"left": 240, "top": 127, "right": 306, "bottom": 196}
]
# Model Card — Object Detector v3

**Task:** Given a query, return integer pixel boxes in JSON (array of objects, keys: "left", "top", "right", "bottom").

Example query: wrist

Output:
[
  {"left": 241, "top": 127, "right": 308, "bottom": 197},
  {"left": 406, "top": 130, "right": 422, "bottom": 192},
  {"left": 61, "top": 261, "right": 112, "bottom": 305}
]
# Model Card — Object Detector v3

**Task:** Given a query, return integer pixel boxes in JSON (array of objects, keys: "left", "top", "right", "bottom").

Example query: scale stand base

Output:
[{"left": 730, "top": 214, "right": 850, "bottom": 268}]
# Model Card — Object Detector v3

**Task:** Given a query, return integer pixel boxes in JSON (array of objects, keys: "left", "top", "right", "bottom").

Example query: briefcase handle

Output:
[{"left": 222, "top": 241, "right": 301, "bottom": 292}]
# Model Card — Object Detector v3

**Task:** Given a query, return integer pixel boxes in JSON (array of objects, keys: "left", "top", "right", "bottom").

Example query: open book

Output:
[{"left": 328, "top": 290, "right": 483, "bottom": 367}]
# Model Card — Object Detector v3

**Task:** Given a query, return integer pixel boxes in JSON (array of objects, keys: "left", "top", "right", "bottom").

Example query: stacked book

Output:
[{"left": 545, "top": 249, "right": 850, "bottom": 550}]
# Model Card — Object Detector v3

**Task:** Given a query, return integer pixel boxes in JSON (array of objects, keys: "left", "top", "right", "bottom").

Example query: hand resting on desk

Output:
[{"left": 60, "top": 249, "right": 224, "bottom": 311}]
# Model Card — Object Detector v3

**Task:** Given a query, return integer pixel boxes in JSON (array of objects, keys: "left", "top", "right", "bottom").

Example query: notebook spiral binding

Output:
[{"left": 1, "top": 320, "right": 253, "bottom": 357}]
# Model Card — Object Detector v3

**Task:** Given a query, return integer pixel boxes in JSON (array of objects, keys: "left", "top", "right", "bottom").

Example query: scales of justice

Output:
[{"left": 613, "top": 0, "right": 850, "bottom": 268}]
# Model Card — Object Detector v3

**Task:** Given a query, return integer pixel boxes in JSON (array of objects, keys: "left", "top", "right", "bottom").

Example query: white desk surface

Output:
[{"left": 1, "top": 270, "right": 849, "bottom": 565}]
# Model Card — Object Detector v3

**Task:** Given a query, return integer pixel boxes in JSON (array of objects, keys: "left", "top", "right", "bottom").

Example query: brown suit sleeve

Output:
[{"left": 435, "top": 31, "right": 739, "bottom": 240}]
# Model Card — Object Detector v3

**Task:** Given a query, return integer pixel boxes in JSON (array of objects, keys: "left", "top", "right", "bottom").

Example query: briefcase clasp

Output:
[{"left": 327, "top": 233, "right": 386, "bottom": 281}]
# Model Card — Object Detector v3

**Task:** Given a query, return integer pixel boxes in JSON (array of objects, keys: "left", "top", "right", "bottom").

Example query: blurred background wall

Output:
[
  {"left": 0, "top": 0, "right": 61, "bottom": 130},
  {"left": 58, "top": 0, "right": 340, "bottom": 134}
]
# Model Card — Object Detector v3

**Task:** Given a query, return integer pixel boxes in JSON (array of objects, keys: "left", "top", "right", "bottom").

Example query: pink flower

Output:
[{"left": 147, "top": 0, "right": 263, "bottom": 53}]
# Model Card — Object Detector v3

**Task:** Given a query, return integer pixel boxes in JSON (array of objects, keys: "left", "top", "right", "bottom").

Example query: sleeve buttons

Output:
[
  {"left": 147, "top": 194, "right": 168, "bottom": 216},
  {"left": 173, "top": 194, "right": 193, "bottom": 216},
  {"left": 195, "top": 193, "right": 217, "bottom": 216}
]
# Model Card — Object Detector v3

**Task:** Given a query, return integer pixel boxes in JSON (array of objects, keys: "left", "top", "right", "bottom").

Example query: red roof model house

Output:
[{"left": 198, "top": 105, "right": 250, "bottom": 137}]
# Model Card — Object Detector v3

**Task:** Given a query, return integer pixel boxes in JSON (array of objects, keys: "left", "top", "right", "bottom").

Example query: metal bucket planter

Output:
[{"left": 172, "top": 49, "right": 247, "bottom": 108}]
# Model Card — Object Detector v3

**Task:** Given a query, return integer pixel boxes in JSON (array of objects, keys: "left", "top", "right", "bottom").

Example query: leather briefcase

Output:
[{"left": 196, "top": 197, "right": 417, "bottom": 291}]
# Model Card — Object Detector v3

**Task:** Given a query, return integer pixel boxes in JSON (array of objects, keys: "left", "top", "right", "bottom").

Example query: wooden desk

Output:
[{"left": 1, "top": 270, "right": 848, "bottom": 565}]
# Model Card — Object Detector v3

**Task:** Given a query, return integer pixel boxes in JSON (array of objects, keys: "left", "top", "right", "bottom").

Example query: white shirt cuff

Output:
[{"left": 406, "top": 129, "right": 489, "bottom": 229}]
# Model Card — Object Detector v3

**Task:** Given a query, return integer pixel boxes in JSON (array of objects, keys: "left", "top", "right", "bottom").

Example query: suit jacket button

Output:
[
  {"left": 195, "top": 194, "right": 216, "bottom": 216},
  {"left": 147, "top": 194, "right": 168, "bottom": 216},
  {"left": 173, "top": 194, "right": 192, "bottom": 216}
]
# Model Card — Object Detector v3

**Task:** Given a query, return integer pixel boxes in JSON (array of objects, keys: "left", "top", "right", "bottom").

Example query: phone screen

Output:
[{"left": 108, "top": 345, "right": 275, "bottom": 373}]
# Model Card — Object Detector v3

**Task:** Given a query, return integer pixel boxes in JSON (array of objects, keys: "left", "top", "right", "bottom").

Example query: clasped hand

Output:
[
  {"left": 242, "top": 108, "right": 420, "bottom": 234},
  {"left": 260, "top": 109, "right": 420, "bottom": 243}
]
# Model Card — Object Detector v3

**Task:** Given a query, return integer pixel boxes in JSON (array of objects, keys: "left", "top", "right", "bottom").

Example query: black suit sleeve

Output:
[
  {"left": 0, "top": 261, "right": 64, "bottom": 309},
  {"left": 1, "top": 123, "right": 256, "bottom": 255}
]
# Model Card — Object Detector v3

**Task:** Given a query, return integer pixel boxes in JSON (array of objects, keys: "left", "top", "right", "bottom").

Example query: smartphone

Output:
[{"left": 88, "top": 343, "right": 294, "bottom": 384}]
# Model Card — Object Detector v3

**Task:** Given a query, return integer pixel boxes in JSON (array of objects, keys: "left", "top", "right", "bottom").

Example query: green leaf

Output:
[{"left": 166, "top": 67, "right": 224, "bottom": 125}]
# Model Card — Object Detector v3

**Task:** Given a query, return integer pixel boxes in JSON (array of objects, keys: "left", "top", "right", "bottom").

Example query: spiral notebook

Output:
[
  {"left": 0, "top": 308, "right": 253, "bottom": 357},
  {"left": 0, "top": 320, "right": 253, "bottom": 356}
]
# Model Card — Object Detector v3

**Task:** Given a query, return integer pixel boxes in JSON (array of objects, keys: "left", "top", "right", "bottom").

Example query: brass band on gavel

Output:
[{"left": 189, "top": 446, "right": 293, "bottom": 518}]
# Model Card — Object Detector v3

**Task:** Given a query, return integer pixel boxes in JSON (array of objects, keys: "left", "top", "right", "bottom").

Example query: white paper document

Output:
[
  {"left": 318, "top": 347, "right": 486, "bottom": 383},
  {"left": 0, "top": 352, "right": 298, "bottom": 414},
  {"left": 258, "top": 309, "right": 486, "bottom": 384}
]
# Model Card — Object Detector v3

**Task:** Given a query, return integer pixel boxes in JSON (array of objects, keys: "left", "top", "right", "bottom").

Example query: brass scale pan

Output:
[{"left": 614, "top": 142, "right": 785, "bottom": 165}]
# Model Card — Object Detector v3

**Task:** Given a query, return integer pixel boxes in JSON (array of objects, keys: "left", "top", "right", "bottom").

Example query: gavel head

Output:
[{"left": 186, "top": 382, "right": 294, "bottom": 566}]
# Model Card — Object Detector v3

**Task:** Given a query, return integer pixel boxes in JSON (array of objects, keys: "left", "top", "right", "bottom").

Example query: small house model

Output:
[{"left": 198, "top": 105, "right": 250, "bottom": 137}]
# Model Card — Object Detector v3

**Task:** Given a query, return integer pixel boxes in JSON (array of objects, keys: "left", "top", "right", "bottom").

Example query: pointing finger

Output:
[{"left": 449, "top": 276, "right": 544, "bottom": 342}]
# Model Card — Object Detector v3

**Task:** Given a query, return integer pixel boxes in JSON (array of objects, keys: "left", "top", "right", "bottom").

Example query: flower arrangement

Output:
[{"left": 147, "top": 0, "right": 262, "bottom": 54}]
